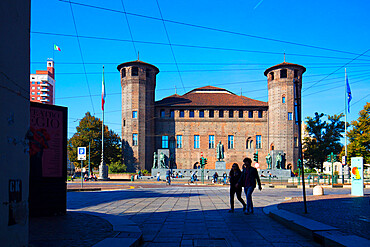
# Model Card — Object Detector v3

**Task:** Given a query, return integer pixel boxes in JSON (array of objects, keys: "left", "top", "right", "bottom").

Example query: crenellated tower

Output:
[
  {"left": 118, "top": 60, "right": 159, "bottom": 171},
  {"left": 265, "top": 62, "right": 306, "bottom": 170}
]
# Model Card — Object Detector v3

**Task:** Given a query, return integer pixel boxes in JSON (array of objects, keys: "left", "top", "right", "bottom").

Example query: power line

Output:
[
  {"left": 303, "top": 48, "right": 370, "bottom": 93},
  {"left": 68, "top": 0, "right": 96, "bottom": 114},
  {"left": 156, "top": 0, "right": 186, "bottom": 93},
  {"left": 120, "top": 0, "right": 137, "bottom": 57},
  {"left": 59, "top": 0, "right": 370, "bottom": 59},
  {"left": 336, "top": 92, "right": 370, "bottom": 115},
  {"left": 55, "top": 69, "right": 370, "bottom": 100},
  {"left": 30, "top": 61, "right": 370, "bottom": 66},
  {"left": 49, "top": 65, "right": 370, "bottom": 75},
  {"left": 31, "top": 31, "right": 370, "bottom": 62}
]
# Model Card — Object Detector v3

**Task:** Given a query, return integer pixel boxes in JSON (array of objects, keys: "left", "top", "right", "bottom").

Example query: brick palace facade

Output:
[{"left": 118, "top": 60, "right": 305, "bottom": 171}]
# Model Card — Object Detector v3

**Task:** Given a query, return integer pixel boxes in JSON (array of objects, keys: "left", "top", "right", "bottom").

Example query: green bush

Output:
[
  {"left": 109, "top": 161, "right": 127, "bottom": 173},
  {"left": 142, "top": 169, "right": 150, "bottom": 176}
]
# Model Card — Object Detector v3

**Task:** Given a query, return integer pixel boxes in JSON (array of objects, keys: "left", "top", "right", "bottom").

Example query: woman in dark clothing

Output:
[
  {"left": 237, "top": 157, "right": 262, "bottom": 214},
  {"left": 229, "top": 163, "right": 246, "bottom": 213}
]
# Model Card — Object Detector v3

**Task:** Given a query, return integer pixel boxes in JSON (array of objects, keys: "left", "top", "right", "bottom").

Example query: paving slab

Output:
[{"left": 67, "top": 187, "right": 357, "bottom": 247}]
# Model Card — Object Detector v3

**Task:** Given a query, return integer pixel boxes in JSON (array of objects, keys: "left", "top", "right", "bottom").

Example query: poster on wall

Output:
[
  {"left": 30, "top": 104, "right": 65, "bottom": 177},
  {"left": 351, "top": 157, "right": 364, "bottom": 196}
]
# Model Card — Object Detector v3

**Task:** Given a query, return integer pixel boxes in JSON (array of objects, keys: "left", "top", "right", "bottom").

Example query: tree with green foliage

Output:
[
  {"left": 303, "top": 112, "right": 345, "bottom": 171},
  {"left": 68, "top": 112, "right": 122, "bottom": 171},
  {"left": 342, "top": 102, "right": 370, "bottom": 164},
  {"left": 108, "top": 161, "right": 127, "bottom": 173}
]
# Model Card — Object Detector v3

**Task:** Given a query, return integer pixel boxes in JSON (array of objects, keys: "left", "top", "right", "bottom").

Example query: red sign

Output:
[{"left": 30, "top": 106, "right": 63, "bottom": 177}]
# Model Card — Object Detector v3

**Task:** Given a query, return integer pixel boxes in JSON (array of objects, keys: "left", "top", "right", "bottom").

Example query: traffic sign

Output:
[{"left": 77, "top": 147, "right": 86, "bottom": 160}]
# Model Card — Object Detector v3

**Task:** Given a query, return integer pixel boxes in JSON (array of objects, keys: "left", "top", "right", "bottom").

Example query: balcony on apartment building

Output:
[
  {"left": 40, "top": 93, "right": 49, "bottom": 97},
  {"left": 40, "top": 80, "right": 49, "bottom": 87},
  {"left": 40, "top": 87, "right": 49, "bottom": 92},
  {"left": 40, "top": 98, "right": 50, "bottom": 102}
]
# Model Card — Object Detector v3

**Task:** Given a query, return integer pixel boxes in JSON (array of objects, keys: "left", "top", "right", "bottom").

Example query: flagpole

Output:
[
  {"left": 344, "top": 68, "right": 347, "bottom": 184},
  {"left": 99, "top": 65, "right": 108, "bottom": 180},
  {"left": 102, "top": 65, "right": 105, "bottom": 171}
]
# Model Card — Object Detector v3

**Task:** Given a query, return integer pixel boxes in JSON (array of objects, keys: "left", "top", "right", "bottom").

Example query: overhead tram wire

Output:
[
  {"left": 155, "top": 0, "right": 186, "bottom": 93},
  {"left": 30, "top": 61, "right": 370, "bottom": 66},
  {"left": 53, "top": 66, "right": 370, "bottom": 75},
  {"left": 68, "top": 78, "right": 370, "bottom": 129},
  {"left": 336, "top": 92, "right": 370, "bottom": 115},
  {"left": 55, "top": 69, "right": 370, "bottom": 101},
  {"left": 120, "top": 0, "right": 137, "bottom": 57},
  {"left": 31, "top": 31, "right": 370, "bottom": 63},
  {"left": 303, "top": 48, "right": 370, "bottom": 93},
  {"left": 59, "top": 0, "right": 370, "bottom": 59},
  {"left": 68, "top": 0, "right": 96, "bottom": 114}
]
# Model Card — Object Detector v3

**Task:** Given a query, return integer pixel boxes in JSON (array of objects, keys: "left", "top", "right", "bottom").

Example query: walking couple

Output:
[{"left": 229, "top": 157, "right": 262, "bottom": 214}]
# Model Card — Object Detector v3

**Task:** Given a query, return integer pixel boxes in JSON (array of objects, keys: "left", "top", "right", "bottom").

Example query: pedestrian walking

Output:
[
  {"left": 166, "top": 169, "right": 171, "bottom": 185},
  {"left": 237, "top": 157, "right": 262, "bottom": 214},
  {"left": 229, "top": 163, "right": 246, "bottom": 213},
  {"left": 157, "top": 172, "right": 161, "bottom": 181},
  {"left": 213, "top": 172, "right": 219, "bottom": 183},
  {"left": 222, "top": 172, "right": 228, "bottom": 184}
]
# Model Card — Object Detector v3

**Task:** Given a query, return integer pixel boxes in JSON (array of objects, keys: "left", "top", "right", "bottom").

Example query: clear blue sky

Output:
[{"left": 30, "top": 0, "right": 370, "bottom": 138}]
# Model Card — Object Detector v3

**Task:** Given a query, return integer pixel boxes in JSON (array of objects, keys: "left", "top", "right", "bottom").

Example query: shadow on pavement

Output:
[
  {"left": 67, "top": 189, "right": 203, "bottom": 210},
  {"left": 278, "top": 194, "right": 370, "bottom": 240},
  {"left": 29, "top": 211, "right": 116, "bottom": 247}
]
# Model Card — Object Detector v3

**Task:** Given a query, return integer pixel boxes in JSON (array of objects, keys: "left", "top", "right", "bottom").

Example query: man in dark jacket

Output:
[{"left": 237, "top": 157, "right": 262, "bottom": 214}]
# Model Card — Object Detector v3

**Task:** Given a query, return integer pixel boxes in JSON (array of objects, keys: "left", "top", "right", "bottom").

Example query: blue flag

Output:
[{"left": 346, "top": 76, "right": 352, "bottom": 113}]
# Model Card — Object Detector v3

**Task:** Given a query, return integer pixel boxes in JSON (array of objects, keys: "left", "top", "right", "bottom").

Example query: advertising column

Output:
[{"left": 351, "top": 157, "right": 364, "bottom": 196}]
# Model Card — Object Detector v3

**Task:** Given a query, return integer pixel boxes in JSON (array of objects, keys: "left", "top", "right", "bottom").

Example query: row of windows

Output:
[
  {"left": 130, "top": 109, "right": 292, "bottom": 121},
  {"left": 31, "top": 97, "right": 41, "bottom": 100},
  {"left": 159, "top": 109, "right": 264, "bottom": 119},
  {"left": 132, "top": 134, "right": 262, "bottom": 150},
  {"left": 31, "top": 86, "right": 41, "bottom": 90},
  {"left": 122, "top": 67, "right": 152, "bottom": 78},
  {"left": 270, "top": 69, "right": 299, "bottom": 80},
  {"left": 31, "top": 92, "right": 41, "bottom": 95},
  {"left": 31, "top": 81, "right": 41, "bottom": 84}
]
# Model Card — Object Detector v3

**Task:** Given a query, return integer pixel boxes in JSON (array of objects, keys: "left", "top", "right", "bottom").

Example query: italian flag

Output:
[
  {"left": 54, "top": 44, "right": 61, "bottom": 51},
  {"left": 102, "top": 66, "right": 106, "bottom": 111}
]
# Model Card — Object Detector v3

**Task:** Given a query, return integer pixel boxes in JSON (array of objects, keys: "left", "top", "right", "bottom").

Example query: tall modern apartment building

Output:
[{"left": 30, "top": 59, "right": 55, "bottom": 104}]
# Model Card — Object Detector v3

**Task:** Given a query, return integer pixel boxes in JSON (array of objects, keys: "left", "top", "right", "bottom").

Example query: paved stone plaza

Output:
[{"left": 68, "top": 187, "right": 326, "bottom": 246}]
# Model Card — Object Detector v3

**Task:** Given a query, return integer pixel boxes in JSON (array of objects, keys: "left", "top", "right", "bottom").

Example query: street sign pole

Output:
[
  {"left": 331, "top": 152, "right": 334, "bottom": 185},
  {"left": 81, "top": 160, "right": 83, "bottom": 188},
  {"left": 77, "top": 146, "right": 87, "bottom": 188}
]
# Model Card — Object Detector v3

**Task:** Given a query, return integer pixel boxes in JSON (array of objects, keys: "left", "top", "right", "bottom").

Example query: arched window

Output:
[
  {"left": 280, "top": 69, "right": 287, "bottom": 78},
  {"left": 131, "top": 67, "right": 138, "bottom": 76},
  {"left": 246, "top": 138, "right": 253, "bottom": 149},
  {"left": 270, "top": 72, "right": 274, "bottom": 80}
]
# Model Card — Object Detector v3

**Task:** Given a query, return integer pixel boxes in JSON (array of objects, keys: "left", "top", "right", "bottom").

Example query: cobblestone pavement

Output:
[
  {"left": 29, "top": 211, "right": 116, "bottom": 247},
  {"left": 278, "top": 191, "right": 370, "bottom": 240},
  {"left": 67, "top": 187, "right": 354, "bottom": 246}
]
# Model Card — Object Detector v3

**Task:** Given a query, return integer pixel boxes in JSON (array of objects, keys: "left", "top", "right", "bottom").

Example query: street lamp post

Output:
[{"left": 294, "top": 78, "right": 307, "bottom": 214}]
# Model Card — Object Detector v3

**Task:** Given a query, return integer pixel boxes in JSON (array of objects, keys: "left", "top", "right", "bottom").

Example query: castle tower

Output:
[
  {"left": 117, "top": 60, "right": 159, "bottom": 171},
  {"left": 264, "top": 62, "right": 306, "bottom": 170}
]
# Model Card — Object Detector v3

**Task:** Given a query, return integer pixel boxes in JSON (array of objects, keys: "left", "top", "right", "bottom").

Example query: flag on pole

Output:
[
  {"left": 101, "top": 66, "right": 106, "bottom": 111},
  {"left": 346, "top": 76, "right": 352, "bottom": 113},
  {"left": 53, "top": 44, "right": 61, "bottom": 51}
]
